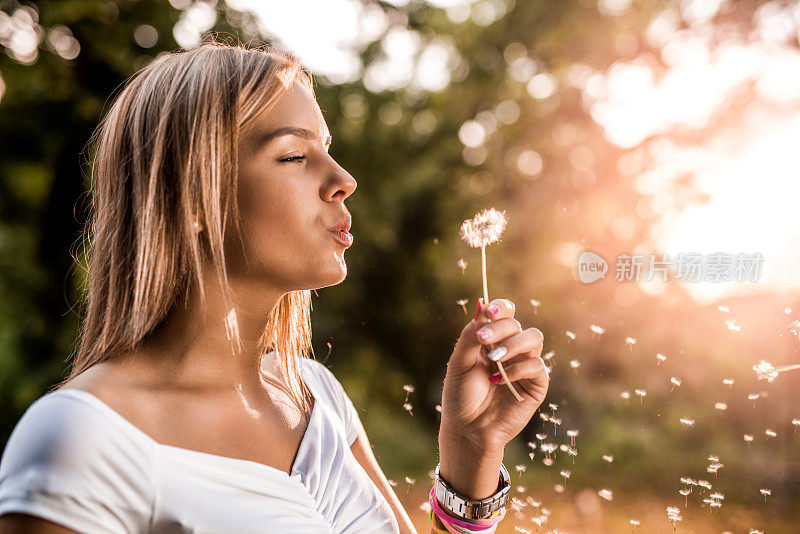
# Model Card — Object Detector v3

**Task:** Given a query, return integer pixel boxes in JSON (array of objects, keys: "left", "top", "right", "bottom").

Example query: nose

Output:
[{"left": 322, "top": 157, "right": 357, "bottom": 202}]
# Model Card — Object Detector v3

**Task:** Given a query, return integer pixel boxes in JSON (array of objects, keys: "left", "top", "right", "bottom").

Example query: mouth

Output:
[{"left": 328, "top": 229, "right": 354, "bottom": 247}]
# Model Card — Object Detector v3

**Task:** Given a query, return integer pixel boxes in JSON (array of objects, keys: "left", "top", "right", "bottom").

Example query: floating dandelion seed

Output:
[
  {"left": 679, "top": 418, "right": 695, "bottom": 430},
  {"left": 698, "top": 480, "right": 712, "bottom": 490},
  {"left": 792, "top": 418, "right": 800, "bottom": 433},
  {"left": 515, "top": 464, "right": 526, "bottom": 476},
  {"left": 714, "top": 402, "right": 728, "bottom": 410},
  {"left": 402, "top": 384, "right": 414, "bottom": 404},
  {"left": 666, "top": 506, "right": 682, "bottom": 530},
  {"left": 404, "top": 476, "right": 415, "bottom": 494},
  {"left": 539, "top": 413, "right": 550, "bottom": 422},
  {"left": 726, "top": 319, "right": 741, "bottom": 332},
  {"left": 789, "top": 319, "right": 800, "bottom": 340},
  {"left": 635, "top": 389, "right": 647, "bottom": 403},
  {"left": 670, "top": 377, "right": 682, "bottom": 391},
  {"left": 750, "top": 530, "right": 764, "bottom": 534},
  {"left": 760, "top": 488, "right": 771, "bottom": 502},
  {"left": 747, "top": 393, "right": 760, "bottom": 402},
  {"left": 598, "top": 489, "right": 613, "bottom": 501},
  {"left": 560, "top": 470, "right": 571, "bottom": 486},
  {"left": 550, "top": 416, "right": 562, "bottom": 435},
  {"left": 590, "top": 324, "right": 605, "bottom": 338},
  {"left": 708, "top": 455, "right": 719, "bottom": 462},
  {"left": 565, "top": 330, "right": 576, "bottom": 342},
  {"left": 656, "top": 353, "right": 667, "bottom": 365},
  {"left": 387, "top": 479, "right": 397, "bottom": 487},
  {"left": 625, "top": 337, "right": 637, "bottom": 350},
  {"left": 786, "top": 307, "right": 793, "bottom": 314},
  {"left": 765, "top": 429, "right": 777, "bottom": 438},
  {"left": 457, "top": 258, "right": 467, "bottom": 274},
  {"left": 456, "top": 299, "right": 469, "bottom": 314},
  {"left": 679, "top": 488, "right": 691, "bottom": 506},
  {"left": 723, "top": 378, "right": 734, "bottom": 387},
  {"left": 460, "top": 208, "right": 522, "bottom": 402},
  {"left": 435, "top": 404, "right": 442, "bottom": 413},
  {"left": 402, "top": 402, "right": 414, "bottom": 416},
  {"left": 630, "top": 519, "right": 640, "bottom": 530},
  {"left": 548, "top": 403, "right": 559, "bottom": 412},
  {"left": 567, "top": 429, "right": 579, "bottom": 447},
  {"left": 530, "top": 298, "right": 540, "bottom": 314},
  {"left": 602, "top": 455, "right": 614, "bottom": 463},
  {"left": 718, "top": 305, "right": 730, "bottom": 313},
  {"left": 620, "top": 391, "right": 631, "bottom": 400},
  {"left": 536, "top": 433, "right": 547, "bottom": 441},
  {"left": 744, "top": 434, "right": 754, "bottom": 444},
  {"left": 569, "top": 359, "right": 581, "bottom": 369}
]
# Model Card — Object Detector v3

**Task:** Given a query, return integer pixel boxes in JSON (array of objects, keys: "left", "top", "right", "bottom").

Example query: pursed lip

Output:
[{"left": 328, "top": 213, "right": 352, "bottom": 233}]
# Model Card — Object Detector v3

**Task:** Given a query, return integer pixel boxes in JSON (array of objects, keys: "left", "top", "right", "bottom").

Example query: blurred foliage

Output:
[{"left": 1, "top": 0, "right": 799, "bottom": 532}]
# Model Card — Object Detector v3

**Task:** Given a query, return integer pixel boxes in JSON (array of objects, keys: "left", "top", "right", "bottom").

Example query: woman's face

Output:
[{"left": 230, "top": 81, "right": 357, "bottom": 292}]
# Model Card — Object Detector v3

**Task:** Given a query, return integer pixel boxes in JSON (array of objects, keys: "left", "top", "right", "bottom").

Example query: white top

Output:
[{"left": 0, "top": 355, "right": 399, "bottom": 533}]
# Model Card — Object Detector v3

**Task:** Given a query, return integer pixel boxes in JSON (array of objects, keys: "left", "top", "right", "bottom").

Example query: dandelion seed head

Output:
[
  {"left": 656, "top": 353, "right": 667, "bottom": 362},
  {"left": 560, "top": 470, "right": 571, "bottom": 479},
  {"left": 680, "top": 417, "right": 695, "bottom": 427},
  {"left": 405, "top": 476, "right": 416, "bottom": 485},
  {"left": 708, "top": 455, "right": 719, "bottom": 462},
  {"left": 754, "top": 360, "right": 778, "bottom": 382},
  {"left": 765, "top": 429, "right": 777, "bottom": 437},
  {"left": 459, "top": 208, "right": 508, "bottom": 248},
  {"left": 666, "top": 506, "right": 682, "bottom": 523},
  {"left": 402, "top": 402, "right": 413, "bottom": 414},
  {"left": 679, "top": 488, "right": 691, "bottom": 496},
  {"left": 402, "top": 384, "right": 415, "bottom": 393},
  {"left": 760, "top": 488, "right": 771, "bottom": 496},
  {"left": 567, "top": 429, "right": 579, "bottom": 437},
  {"left": 456, "top": 298, "right": 468, "bottom": 306},
  {"left": 710, "top": 492, "right": 724, "bottom": 500},
  {"left": 625, "top": 336, "right": 637, "bottom": 346},
  {"left": 536, "top": 433, "right": 547, "bottom": 441},
  {"left": 548, "top": 403, "right": 559, "bottom": 411},
  {"left": 698, "top": 480, "right": 712, "bottom": 490},
  {"left": 670, "top": 377, "right": 682, "bottom": 387}
]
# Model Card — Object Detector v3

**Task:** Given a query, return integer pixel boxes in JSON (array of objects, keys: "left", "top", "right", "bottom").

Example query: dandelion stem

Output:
[{"left": 481, "top": 245, "right": 523, "bottom": 402}]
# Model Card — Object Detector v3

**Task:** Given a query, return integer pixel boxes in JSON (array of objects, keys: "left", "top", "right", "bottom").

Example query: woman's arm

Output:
[
  {"left": 0, "top": 513, "right": 81, "bottom": 534},
  {"left": 349, "top": 424, "right": 418, "bottom": 534}
]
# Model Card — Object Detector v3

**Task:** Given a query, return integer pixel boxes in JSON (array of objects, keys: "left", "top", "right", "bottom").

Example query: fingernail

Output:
[
  {"left": 477, "top": 327, "right": 493, "bottom": 341},
  {"left": 489, "top": 372, "right": 502, "bottom": 383},
  {"left": 473, "top": 298, "right": 483, "bottom": 320},
  {"left": 488, "top": 305, "right": 499, "bottom": 316},
  {"left": 488, "top": 346, "right": 507, "bottom": 361}
]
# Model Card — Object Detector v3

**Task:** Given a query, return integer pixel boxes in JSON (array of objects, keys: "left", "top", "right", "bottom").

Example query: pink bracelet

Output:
[{"left": 428, "top": 486, "right": 506, "bottom": 533}]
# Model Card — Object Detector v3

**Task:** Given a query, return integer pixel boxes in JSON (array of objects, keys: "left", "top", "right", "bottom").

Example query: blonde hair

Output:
[{"left": 56, "top": 40, "right": 316, "bottom": 413}]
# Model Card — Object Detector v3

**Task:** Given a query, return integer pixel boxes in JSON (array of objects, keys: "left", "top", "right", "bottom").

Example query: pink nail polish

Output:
[
  {"left": 488, "top": 305, "right": 499, "bottom": 316},
  {"left": 489, "top": 372, "right": 501, "bottom": 383}
]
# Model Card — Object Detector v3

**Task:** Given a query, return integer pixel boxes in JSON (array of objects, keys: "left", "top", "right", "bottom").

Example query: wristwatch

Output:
[{"left": 433, "top": 462, "right": 510, "bottom": 520}]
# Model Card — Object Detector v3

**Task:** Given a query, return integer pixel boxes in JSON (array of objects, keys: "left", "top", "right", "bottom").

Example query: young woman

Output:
[{"left": 0, "top": 41, "right": 549, "bottom": 534}]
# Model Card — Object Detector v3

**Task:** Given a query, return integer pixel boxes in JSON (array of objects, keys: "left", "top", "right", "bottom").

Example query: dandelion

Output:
[
  {"left": 635, "top": 389, "right": 647, "bottom": 404},
  {"left": 743, "top": 434, "right": 754, "bottom": 445},
  {"left": 714, "top": 402, "right": 727, "bottom": 410},
  {"left": 457, "top": 258, "right": 467, "bottom": 274},
  {"left": 679, "top": 417, "right": 695, "bottom": 430},
  {"left": 760, "top": 488, "right": 771, "bottom": 502},
  {"left": 748, "top": 393, "right": 760, "bottom": 401},
  {"left": 560, "top": 470, "right": 570, "bottom": 486},
  {"left": 792, "top": 418, "right": 800, "bottom": 433},
  {"left": 723, "top": 378, "right": 734, "bottom": 386},
  {"left": 765, "top": 429, "right": 777, "bottom": 438},
  {"left": 456, "top": 299, "right": 469, "bottom": 314},
  {"left": 602, "top": 455, "right": 614, "bottom": 463},
  {"left": 698, "top": 480, "right": 712, "bottom": 490},
  {"left": 404, "top": 476, "right": 415, "bottom": 494},
  {"left": 535, "top": 433, "right": 547, "bottom": 441},
  {"left": 679, "top": 488, "right": 691, "bottom": 505},
  {"left": 515, "top": 464, "right": 526, "bottom": 476},
  {"left": 542, "top": 350, "right": 555, "bottom": 362},
  {"left": 670, "top": 377, "right": 682, "bottom": 391},
  {"left": 598, "top": 489, "right": 613, "bottom": 501},
  {"left": 460, "top": 208, "right": 522, "bottom": 401},
  {"left": 630, "top": 519, "right": 640, "bottom": 530},
  {"left": 718, "top": 305, "right": 730, "bottom": 312},
  {"left": 566, "top": 330, "right": 576, "bottom": 342},
  {"left": 708, "top": 455, "right": 719, "bottom": 462},
  {"left": 726, "top": 319, "right": 741, "bottom": 332},
  {"left": 529, "top": 298, "right": 540, "bottom": 314},
  {"left": 625, "top": 337, "right": 637, "bottom": 350},
  {"left": 402, "top": 402, "right": 414, "bottom": 416},
  {"left": 590, "top": 324, "right": 605, "bottom": 338},
  {"left": 569, "top": 359, "right": 581, "bottom": 369},
  {"left": 666, "top": 506, "right": 682, "bottom": 530},
  {"left": 753, "top": 359, "right": 800, "bottom": 382},
  {"left": 539, "top": 413, "right": 550, "bottom": 422},
  {"left": 656, "top": 353, "right": 667, "bottom": 365},
  {"left": 567, "top": 429, "right": 579, "bottom": 447},
  {"left": 548, "top": 403, "right": 559, "bottom": 412},
  {"left": 550, "top": 416, "right": 562, "bottom": 435}
]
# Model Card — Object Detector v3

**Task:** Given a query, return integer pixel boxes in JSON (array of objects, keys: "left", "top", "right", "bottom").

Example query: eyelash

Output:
[{"left": 280, "top": 155, "right": 306, "bottom": 163}]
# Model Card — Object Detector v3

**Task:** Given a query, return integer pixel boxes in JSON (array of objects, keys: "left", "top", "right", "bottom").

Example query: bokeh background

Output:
[{"left": 1, "top": 0, "right": 800, "bottom": 532}]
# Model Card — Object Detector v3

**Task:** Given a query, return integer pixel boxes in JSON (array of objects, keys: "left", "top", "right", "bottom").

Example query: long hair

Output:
[{"left": 55, "top": 40, "right": 316, "bottom": 413}]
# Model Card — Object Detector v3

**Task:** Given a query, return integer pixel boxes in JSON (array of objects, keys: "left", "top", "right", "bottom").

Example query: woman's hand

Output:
[{"left": 438, "top": 297, "right": 549, "bottom": 493}]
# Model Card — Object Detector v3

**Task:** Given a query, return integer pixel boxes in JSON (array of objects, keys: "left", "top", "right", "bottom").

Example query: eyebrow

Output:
[{"left": 257, "top": 126, "right": 332, "bottom": 149}]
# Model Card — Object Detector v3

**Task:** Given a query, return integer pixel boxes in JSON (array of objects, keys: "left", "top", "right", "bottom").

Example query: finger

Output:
[
  {"left": 491, "top": 356, "right": 550, "bottom": 393},
  {"left": 482, "top": 298, "right": 516, "bottom": 322},
  {"left": 485, "top": 327, "right": 544, "bottom": 364},
  {"left": 475, "top": 317, "right": 522, "bottom": 346}
]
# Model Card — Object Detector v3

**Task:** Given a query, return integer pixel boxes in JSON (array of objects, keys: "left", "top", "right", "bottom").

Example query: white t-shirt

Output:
[{"left": 0, "top": 355, "right": 399, "bottom": 533}]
